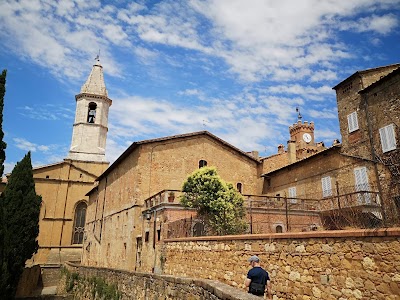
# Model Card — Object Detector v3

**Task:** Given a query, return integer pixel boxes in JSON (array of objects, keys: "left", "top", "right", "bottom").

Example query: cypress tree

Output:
[
  {"left": 0, "top": 70, "right": 7, "bottom": 177},
  {"left": 0, "top": 152, "right": 41, "bottom": 299},
  {"left": 0, "top": 69, "right": 7, "bottom": 297}
]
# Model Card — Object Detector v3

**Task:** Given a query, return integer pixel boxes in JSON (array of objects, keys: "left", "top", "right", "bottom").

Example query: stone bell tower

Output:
[
  {"left": 67, "top": 58, "right": 112, "bottom": 162},
  {"left": 287, "top": 108, "right": 325, "bottom": 162}
]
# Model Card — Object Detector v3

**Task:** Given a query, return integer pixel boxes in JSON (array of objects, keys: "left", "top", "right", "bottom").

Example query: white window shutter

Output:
[
  {"left": 380, "top": 124, "right": 396, "bottom": 153},
  {"left": 347, "top": 112, "right": 359, "bottom": 133},
  {"left": 354, "top": 167, "right": 369, "bottom": 191},
  {"left": 321, "top": 176, "right": 332, "bottom": 197},
  {"left": 288, "top": 187, "right": 297, "bottom": 203},
  {"left": 347, "top": 114, "right": 353, "bottom": 132},
  {"left": 380, "top": 127, "right": 389, "bottom": 152}
]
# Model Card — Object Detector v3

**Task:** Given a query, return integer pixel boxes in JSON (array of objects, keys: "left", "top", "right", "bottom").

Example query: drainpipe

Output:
[
  {"left": 361, "top": 93, "right": 387, "bottom": 226},
  {"left": 59, "top": 162, "right": 72, "bottom": 264}
]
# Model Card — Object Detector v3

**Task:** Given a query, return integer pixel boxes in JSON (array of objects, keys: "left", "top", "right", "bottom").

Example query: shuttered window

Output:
[
  {"left": 347, "top": 112, "right": 359, "bottom": 133},
  {"left": 288, "top": 186, "right": 297, "bottom": 203},
  {"left": 354, "top": 167, "right": 371, "bottom": 204},
  {"left": 321, "top": 176, "right": 332, "bottom": 198},
  {"left": 379, "top": 124, "right": 396, "bottom": 153}
]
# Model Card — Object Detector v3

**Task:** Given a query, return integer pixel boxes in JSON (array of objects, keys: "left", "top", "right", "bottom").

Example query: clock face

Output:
[{"left": 303, "top": 133, "right": 312, "bottom": 143}]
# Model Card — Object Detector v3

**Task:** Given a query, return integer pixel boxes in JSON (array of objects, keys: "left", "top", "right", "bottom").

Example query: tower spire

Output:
[
  {"left": 80, "top": 57, "right": 107, "bottom": 97},
  {"left": 66, "top": 59, "right": 112, "bottom": 162}
]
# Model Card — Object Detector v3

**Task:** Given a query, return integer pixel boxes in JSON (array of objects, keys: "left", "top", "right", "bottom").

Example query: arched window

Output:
[
  {"left": 87, "top": 102, "right": 97, "bottom": 123},
  {"left": 237, "top": 182, "right": 242, "bottom": 193},
  {"left": 199, "top": 160, "right": 207, "bottom": 168},
  {"left": 72, "top": 202, "right": 87, "bottom": 244},
  {"left": 276, "top": 225, "right": 283, "bottom": 233}
]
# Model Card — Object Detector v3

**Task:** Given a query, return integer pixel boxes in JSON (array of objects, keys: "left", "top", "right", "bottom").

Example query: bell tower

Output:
[
  {"left": 287, "top": 108, "right": 325, "bottom": 162},
  {"left": 67, "top": 58, "right": 112, "bottom": 162}
]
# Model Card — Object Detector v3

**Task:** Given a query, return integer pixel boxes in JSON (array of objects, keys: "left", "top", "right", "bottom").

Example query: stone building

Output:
[
  {"left": 333, "top": 64, "right": 400, "bottom": 223},
  {"left": 28, "top": 58, "right": 110, "bottom": 267},
  {"left": 81, "top": 63, "right": 399, "bottom": 275}
]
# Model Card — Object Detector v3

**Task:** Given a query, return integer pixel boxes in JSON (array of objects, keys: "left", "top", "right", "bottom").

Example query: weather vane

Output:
[
  {"left": 296, "top": 106, "right": 302, "bottom": 121},
  {"left": 95, "top": 49, "right": 100, "bottom": 61}
]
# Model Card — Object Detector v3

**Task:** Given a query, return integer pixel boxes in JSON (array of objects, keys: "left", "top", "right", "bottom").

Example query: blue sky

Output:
[{"left": 0, "top": 0, "right": 399, "bottom": 174}]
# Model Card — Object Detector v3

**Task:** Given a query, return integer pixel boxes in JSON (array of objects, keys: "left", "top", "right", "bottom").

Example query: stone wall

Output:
[
  {"left": 82, "top": 133, "right": 261, "bottom": 272},
  {"left": 61, "top": 262, "right": 261, "bottom": 300},
  {"left": 162, "top": 228, "right": 400, "bottom": 300}
]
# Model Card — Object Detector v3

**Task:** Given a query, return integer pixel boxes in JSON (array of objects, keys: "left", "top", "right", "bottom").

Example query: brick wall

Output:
[{"left": 162, "top": 228, "right": 400, "bottom": 300}]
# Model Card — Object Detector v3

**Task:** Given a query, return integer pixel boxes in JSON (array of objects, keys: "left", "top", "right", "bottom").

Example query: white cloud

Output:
[
  {"left": 266, "top": 84, "right": 334, "bottom": 100},
  {"left": 4, "top": 161, "right": 15, "bottom": 175},
  {"left": 337, "top": 14, "right": 398, "bottom": 35},
  {"left": 17, "top": 105, "right": 74, "bottom": 121},
  {"left": 13, "top": 137, "right": 57, "bottom": 153},
  {"left": 1, "top": 0, "right": 399, "bottom": 83},
  {"left": 309, "top": 70, "right": 338, "bottom": 82}
]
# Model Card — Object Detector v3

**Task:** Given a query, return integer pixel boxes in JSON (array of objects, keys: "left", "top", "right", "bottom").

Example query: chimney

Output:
[
  {"left": 287, "top": 140, "right": 296, "bottom": 163},
  {"left": 277, "top": 144, "right": 285, "bottom": 154},
  {"left": 251, "top": 151, "right": 259, "bottom": 159}
]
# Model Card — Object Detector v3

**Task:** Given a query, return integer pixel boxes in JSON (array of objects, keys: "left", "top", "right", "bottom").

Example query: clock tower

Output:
[
  {"left": 67, "top": 58, "right": 112, "bottom": 162},
  {"left": 289, "top": 119, "right": 323, "bottom": 160}
]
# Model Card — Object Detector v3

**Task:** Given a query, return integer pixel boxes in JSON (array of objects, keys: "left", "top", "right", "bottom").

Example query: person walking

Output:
[{"left": 245, "top": 255, "right": 272, "bottom": 299}]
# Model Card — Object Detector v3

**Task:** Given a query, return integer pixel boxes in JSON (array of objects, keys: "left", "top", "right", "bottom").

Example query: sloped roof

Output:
[
  {"left": 261, "top": 146, "right": 340, "bottom": 177},
  {"left": 359, "top": 66, "right": 400, "bottom": 94},
  {"left": 332, "top": 63, "right": 400, "bottom": 90},
  {"left": 96, "top": 131, "right": 260, "bottom": 182}
]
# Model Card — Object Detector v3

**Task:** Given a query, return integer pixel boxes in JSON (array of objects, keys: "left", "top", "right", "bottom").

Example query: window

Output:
[
  {"left": 354, "top": 167, "right": 371, "bottom": 204},
  {"left": 347, "top": 112, "right": 359, "bottom": 133},
  {"left": 87, "top": 102, "right": 97, "bottom": 123},
  {"left": 379, "top": 124, "right": 396, "bottom": 153},
  {"left": 237, "top": 182, "right": 242, "bottom": 193},
  {"left": 342, "top": 82, "right": 353, "bottom": 94},
  {"left": 321, "top": 176, "right": 333, "bottom": 198},
  {"left": 275, "top": 225, "right": 283, "bottom": 233},
  {"left": 157, "top": 229, "right": 161, "bottom": 241},
  {"left": 199, "top": 160, "right": 207, "bottom": 168},
  {"left": 145, "top": 231, "right": 149, "bottom": 242},
  {"left": 288, "top": 187, "right": 297, "bottom": 203},
  {"left": 72, "top": 202, "right": 87, "bottom": 244}
]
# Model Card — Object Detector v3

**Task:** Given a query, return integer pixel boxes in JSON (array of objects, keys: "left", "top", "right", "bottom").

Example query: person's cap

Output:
[{"left": 248, "top": 255, "right": 260, "bottom": 263}]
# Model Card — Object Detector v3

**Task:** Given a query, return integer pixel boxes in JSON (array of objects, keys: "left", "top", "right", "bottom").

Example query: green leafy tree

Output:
[
  {"left": 0, "top": 152, "right": 42, "bottom": 298},
  {"left": 180, "top": 166, "right": 247, "bottom": 235}
]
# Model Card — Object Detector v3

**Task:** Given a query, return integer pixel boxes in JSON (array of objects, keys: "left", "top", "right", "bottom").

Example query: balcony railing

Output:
[
  {"left": 144, "top": 189, "right": 182, "bottom": 209},
  {"left": 143, "top": 190, "right": 381, "bottom": 214},
  {"left": 243, "top": 190, "right": 381, "bottom": 212}
]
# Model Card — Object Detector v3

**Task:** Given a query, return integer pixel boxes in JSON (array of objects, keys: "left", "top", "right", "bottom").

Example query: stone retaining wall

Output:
[
  {"left": 62, "top": 262, "right": 261, "bottom": 300},
  {"left": 162, "top": 228, "right": 400, "bottom": 300}
]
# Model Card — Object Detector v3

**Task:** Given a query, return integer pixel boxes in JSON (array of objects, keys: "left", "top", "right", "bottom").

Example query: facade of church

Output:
[{"left": 28, "top": 59, "right": 110, "bottom": 267}]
